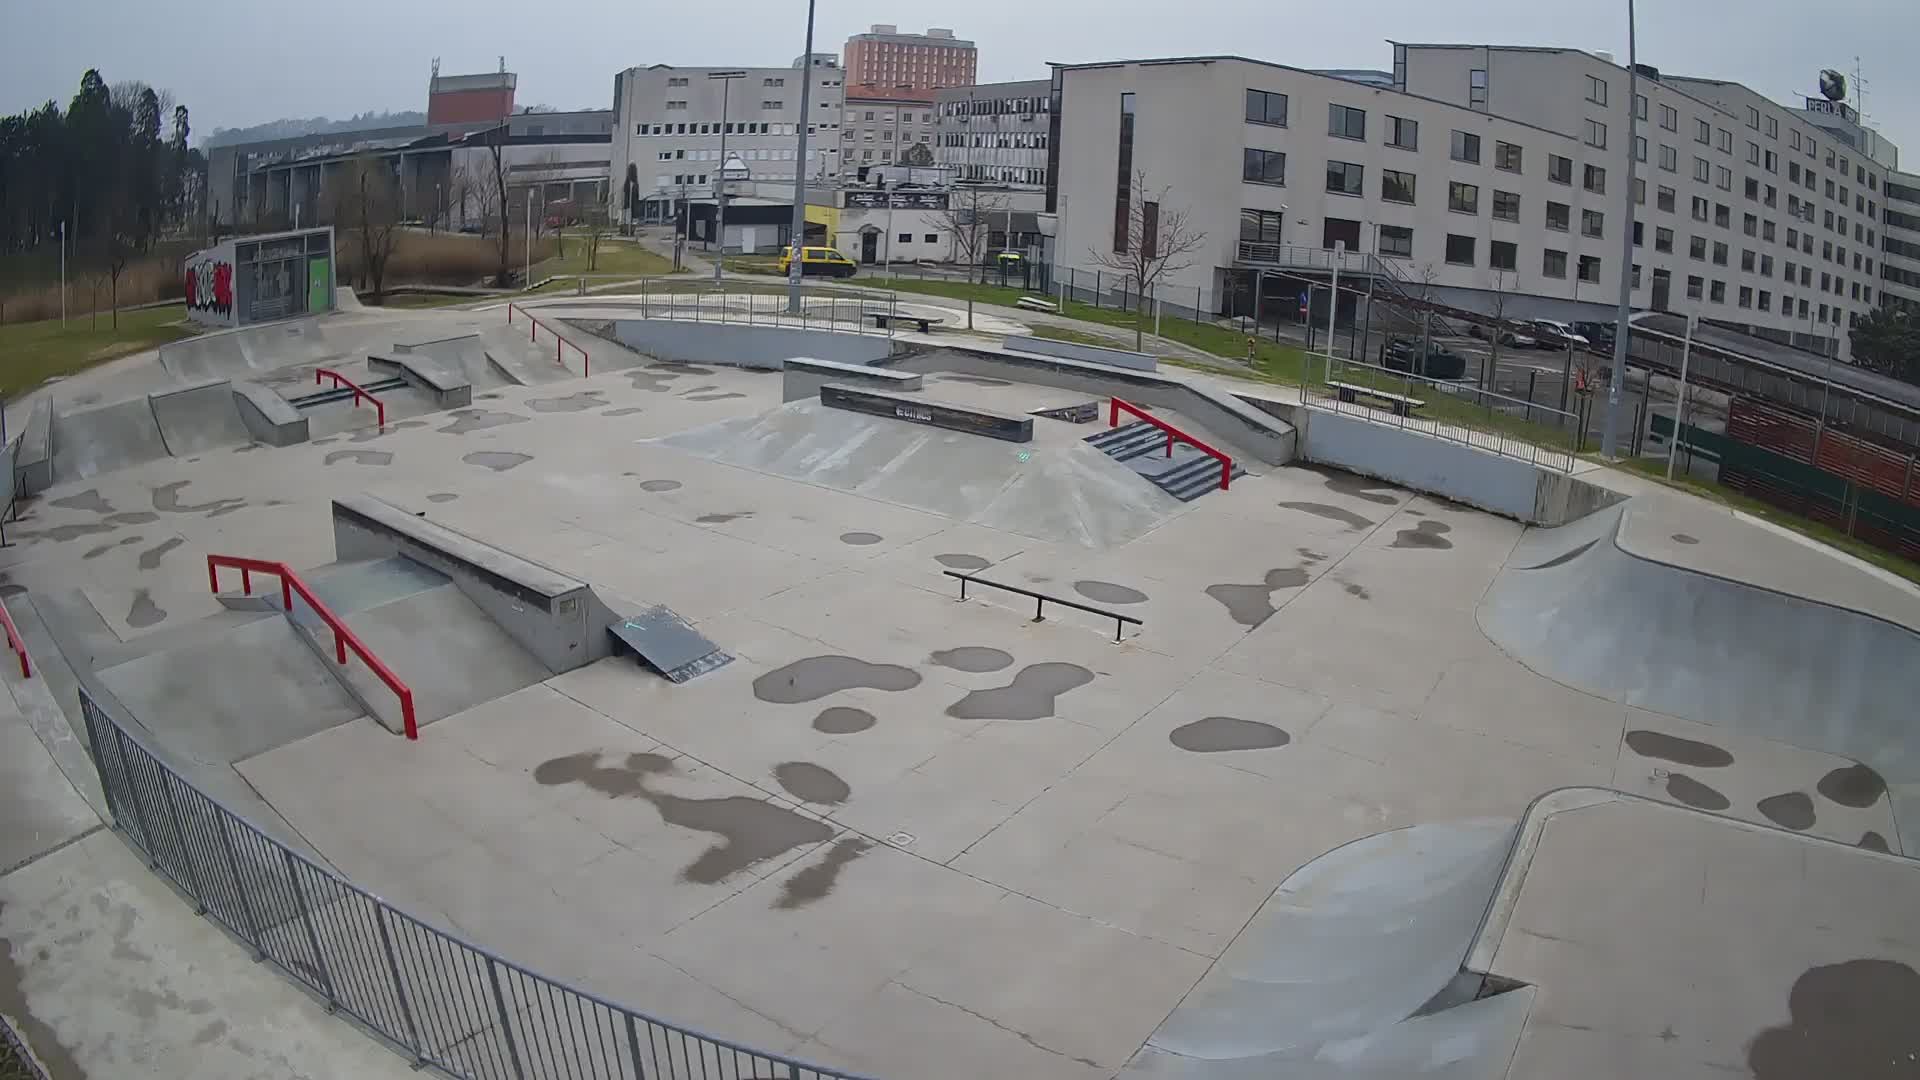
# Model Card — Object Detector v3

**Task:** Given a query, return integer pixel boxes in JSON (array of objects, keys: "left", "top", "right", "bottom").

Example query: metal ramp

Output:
[{"left": 605, "top": 605, "right": 733, "bottom": 683}]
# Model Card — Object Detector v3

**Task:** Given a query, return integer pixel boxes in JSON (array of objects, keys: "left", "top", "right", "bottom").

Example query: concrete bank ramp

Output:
[
  {"left": 50, "top": 397, "right": 171, "bottom": 483},
  {"left": 150, "top": 378, "right": 251, "bottom": 455},
  {"left": 1124, "top": 819, "right": 1527, "bottom": 1079},
  {"left": 398, "top": 332, "right": 521, "bottom": 391},
  {"left": 656, "top": 399, "right": 1186, "bottom": 547}
]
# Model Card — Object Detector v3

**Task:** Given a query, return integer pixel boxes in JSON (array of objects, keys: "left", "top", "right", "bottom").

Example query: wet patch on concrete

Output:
[
  {"left": 604, "top": 407, "right": 646, "bottom": 416},
  {"left": 677, "top": 385, "right": 721, "bottom": 396},
  {"left": 324, "top": 450, "right": 393, "bottom": 467},
  {"left": 935, "top": 553, "right": 991, "bottom": 571},
  {"left": 637, "top": 479, "right": 682, "bottom": 492},
  {"left": 52, "top": 490, "right": 115, "bottom": 514},
  {"left": 16, "top": 511, "right": 163, "bottom": 544},
  {"left": 1169, "top": 716, "right": 1290, "bottom": 753},
  {"left": 1388, "top": 520, "right": 1453, "bottom": 550},
  {"left": 311, "top": 437, "right": 338, "bottom": 445},
  {"left": 934, "top": 374, "right": 1014, "bottom": 387},
  {"left": 348, "top": 420, "right": 428, "bottom": 443},
  {"left": 696, "top": 511, "right": 754, "bottom": 524},
  {"left": 774, "top": 761, "right": 851, "bottom": 806},
  {"left": 1073, "top": 580, "right": 1148, "bottom": 605},
  {"left": 1816, "top": 763, "right": 1887, "bottom": 808},
  {"left": 945, "top": 662, "right": 1094, "bottom": 721},
  {"left": 1671, "top": 533, "right": 1701, "bottom": 545},
  {"left": 930, "top": 646, "right": 1015, "bottom": 673},
  {"left": 1665, "top": 773, "right": 1731, "bottom": 811},
  {"left": 1205, "top": 568, "right": 1311, "bottom": 628},
  {"left": 1523, "top": 538, "right": 1600, "bottom": 571},
  {"left": 127, "top": 589, "right": 167, "bottom": 629},
  {"left": 1859, "top": 831, "right": 1892, "bottom": 853},
  {"left": 463, "top": 451, "right": 532, "bottom": 472},
  {"left": 232, "top": 443, "right": 262, "bottom": 453},
  {"left": 685, "top": 392, "right": 748, "bottom": 402},
  {"left": 427, "top": 493, "right": 459, "bottom": 503},
  {"left": 533, "top": 751, "right": 833, "bottom": 883},
  {"left": 1319, "top": 471, "right": 1401, "bottom": 505},
  {"left": 650, "top": 362, "right": 716, "bottom": 375},
  {"left": 1625, "top": 729, "right": 1735, "bottom": 768},
  {"left": 753, "top": 656, "right": 922, "bottom": 704},
  {"left": 1296, "top": 548, "right": 1325, "bottom": 563},
  {"left": 775, "top": 837, "right": 872, "bottom": 910},
  {"left": 438, "top": 409, "right": 529, "bottom": 435},
  {"left": 813, "top": 706, "right": 877, "bottom": 734},
  {"left": 1757, "top": 791, "right": 1816, "bottom": 831},
  {"left": 1277, "top": 502, "right": 1374, "bottom": 530},
  {"left": 84, "top": 535, "right": 145, "bottom": 559},
  {"left": 1341, "top": 581, "right": 1371, "bottom": 600},
  {"left": 137, "top": 538, "right": 184, "bottom": 571},
  {"left": 839, "top": 531, "right": 883, "bottom": 545},
  {"left": 528, "top": 391, "right": 608, "bottom": 413},
  {"left": 628, "top": 371, "right": 681, "bottom": 393},
  {"left": 1748, "top": 959, "right": 1920, "bottom": 1079},
  {"left": 151, "top": 480, "right": 246, "bottom": 515}
]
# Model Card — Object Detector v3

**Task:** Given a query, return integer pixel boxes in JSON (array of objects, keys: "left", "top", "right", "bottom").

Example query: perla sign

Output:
[{"left": 1804, "top": 98, "right": 1858, "bottom": 123}]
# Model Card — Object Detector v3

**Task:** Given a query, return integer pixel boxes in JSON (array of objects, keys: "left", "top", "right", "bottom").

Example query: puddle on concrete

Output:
[
  {"left": 1524, "top": 538, "right": 1599, "bottom": 571},
  {"left": 1388, "top": 520, "right": 1453, "bottom": 550},
  {"left": 839, "top": 532, "right": 883, "bottom": 546},
  {"left": 137, "top": 538, "right": 184, "bottom": 571},
  {"left": 775, "top": 838, "right": 872, "bottom": 910},
  {"left": 685, "top": 392, "right": 747, "bottom": 402},
  {"left": 650, "top": 362, "right": 716, "bottom": 375},
  {"left": 1205, "top": 568, "right": 1310, "bottom": 628},
  {"left": 935, "top": 375, "right": 1014, "bottom": 387},
  {"left": 774, "top": 761, "right": 851, "bottom": 805},
  {"left": 348, "top": 420, "right": 428, "bottom": 443},
  {"left": 232, "top": 443, "right": 262, "bottom": 453},
  {"left": 84, "top": 536, "right": 145, "bottom": 560},
  {"left": 637, "top": 479, "right": 682, "bottom": 492},
  {"left": 930, "top": 646, "right": 1014, "bottom": 673},
  {"left": 1341, "top": 581, "right": 1371, "bottom": 600},
  {"left": 813, "top": 706, "right": 877, "bottom": 734},
  {"left": 1816, "top": 763, "right": 1886, "bottom": 808},
  {"left": 151, "top": 480, "right": 247, "bottom": 515},
  {"left": 533, "top": 751, "right": 833, "bottom": 883},
  {"left": 463, "top": 452, "right": 532, "bottom": 472},
  {"left": 628, "top": 372, "right": 680, "bottom": 393},
  {"left": 17, "top": 511, "right": 160, "bottom": 544},
  {"left": 934, "top": 553, "right": 990, "bottom": 571},
  {"left": 1665, "top": 773, "right": 1731, "bottom": 811},
  {"left": 604, "top": 407, "right": 646, "bottom": 416},
  {"left": 324, "top": 450, "right": 393, "bottom": 467},
  {"left": 1671, "top": 532, "right": 1701, "bottom": 545},
  {"left": 427, "top": 493, "right": 459, "bottom": 503},
  {"left": 677, "top": 384, "right": 721, "bottom": 396},
  {"left": 1169, "top": 716, "right": 1290, "bottom": 753},
  {"left": 945, "top": 662, "right": 1094, "bottom": 721},
  {"left": 1074, "top": 580, "right": 1148, "bottom": 605},
  {"left": 1748, "top": 959, "right": 1920, "bottom": 1079},
  {"left": 696, "top": 511, "right": 754, "bottom": 524},
  {"left": 438, "top": 409, "right": 529, "bottom": 435},
  {"left": 1757, "top": 791, "right": 1816, "bottom": 830},
  {"left": 52, "top": 490, "right": 115, "bottom": 514},
  {"left": 1277, "top": 502, "right": 1374, "bottom": 530},
  {"left": 528, "top": 391, "right": 608, "bottom": 413},
  {"left": 1860, "top": 831, "right": 1892, "bottom": 853},
  {"left": 1625, "top": 729, "right": 1735, "bottom": 768},
  {"left": 127, "top": 589, "right": 167, "bottom": 629},
  {"left": 1320, "top": 471, "right": 1401, "bottom": 505},
  {"left": 311, "top": 437, "right": 338, "bottom": 446},
  {"left": 753, "top": 656, "right": 922, "bottom": 704}
]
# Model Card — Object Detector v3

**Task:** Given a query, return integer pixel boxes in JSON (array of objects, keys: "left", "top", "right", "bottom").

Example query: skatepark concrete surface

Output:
[{"left": 3, "top": 302, "right": 1919, "bottom": 1080}]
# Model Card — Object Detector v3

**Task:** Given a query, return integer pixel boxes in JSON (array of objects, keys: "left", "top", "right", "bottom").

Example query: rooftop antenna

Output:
[
  {"left": 498, "top": 55, "right": 506, "bottom": 74},
  {"left": 431, "top": 57, "right": 440, "bottom": 80},
  {"left": 1852, "top": 56, "right": 1871, "bottom": 125}
]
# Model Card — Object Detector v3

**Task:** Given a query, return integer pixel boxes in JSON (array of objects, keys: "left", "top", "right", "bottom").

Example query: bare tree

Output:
[
  {"left": 330, "top": 153, "right": 402, "bottom": 301},
  {"left": 1085, "top": 170, "right": 1208, "bottom": 350},
  {"left": 932, "top": 186, "right": 1007, "bottom": 284},
  {"left": 468, "top": 127, "right": 515, "bottom": 286},
  {"left": 1480, "top": 269, "right": 1515, "bottom": 391},
  {"left": 580, "top": 204, "right": 609, "bottom": 273},
  {"left": 521, "top": 152, "right": 570, "bottom": 257}
]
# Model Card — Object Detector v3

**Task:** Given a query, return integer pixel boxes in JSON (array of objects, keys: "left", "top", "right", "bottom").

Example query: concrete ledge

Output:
[
  {"left": 1003, "top": 334, "right": 1156, "bottom": 372},
  {"left": 783, "top": 357, "right": 922, "bottom": 402},
  {"left": 394, "top": 332, "right": 482, "bottom": 352},
  {"left": 369, "top": 354, "right": 473, "bottom": 409},
  {"left": 821, "top": 383, "right": 1034, "bottom": 442},
  {"left": 232, "top": 382, "right": 309, "bottom": 447},
  {"left": 603, "top": 319, "right": 894, "bottom": 370},
  {"left": 15, "top": 396, "right": 54, "bottom": 494}
]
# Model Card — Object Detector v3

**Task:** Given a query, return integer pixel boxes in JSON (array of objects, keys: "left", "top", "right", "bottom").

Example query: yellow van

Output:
[{"left": 776, "top": 246, "right": 859, "bottom": 278}]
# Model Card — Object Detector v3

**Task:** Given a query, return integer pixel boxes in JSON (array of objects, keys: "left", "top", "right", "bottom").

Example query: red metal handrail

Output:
[
  {"left": 1109, "top": 397, "right": 1234, "bottom": 492},
  {"left": 0, "top": 596, "right": 31, "bottom": 678},
  {"left": 507, "top": 302, "right": 591, "bottom": 377},
  {"left": 207, "top": 555, "right": 418, "bottom": 739},
  {"left": 314, "top": 368, "right": 387, "bottom": 429}
]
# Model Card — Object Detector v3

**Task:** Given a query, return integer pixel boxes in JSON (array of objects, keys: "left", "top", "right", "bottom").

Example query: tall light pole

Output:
[
  {"left": 785, "top": 0, "right": 818, "bottom": 313},
  {"left": 710, "top": 71, "right": 746, "bottom": 284},
  {"left": 1600, "top": 0, "right": 1642, "bottom": 457}
]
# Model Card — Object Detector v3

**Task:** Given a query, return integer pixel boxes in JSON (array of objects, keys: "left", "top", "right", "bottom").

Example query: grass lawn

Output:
[
  {"left": 724, "top": 256, "right": 785, "bottom": 276},
  {"left": 535, "top": 237, "right": 681, "bottom": 279},
  {"left": 0, "top": 305, "right": 194, "bottom": 399},
  {"left": 1028, "top": 324, "right": 1126, "bottom": 348}
]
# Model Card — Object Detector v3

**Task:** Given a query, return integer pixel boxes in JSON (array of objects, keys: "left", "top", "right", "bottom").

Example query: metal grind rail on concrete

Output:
[
  {"left": 1109, "top": 396, "right": 1235, "bottom": 491},
  {"left": 0, "top": 594, "right": 31, "bottom": 678},
  {"left": 506, "top": 302, "right": 591, "bottom": 376},
  {"left": 74, "top": 681, "right": 872, "bottom": 1080},
  {"left": 945, "top": 569, "right": 1145, "bottom": 643},
  {"left": 206, "top": 555, "right": 418, "bottom": 740},
  {"left": 314, "top": 368, "right": 388, "bottom": 429},
  {"left": 1306, "top": 354, "right": 1580, "bottom": 472}
]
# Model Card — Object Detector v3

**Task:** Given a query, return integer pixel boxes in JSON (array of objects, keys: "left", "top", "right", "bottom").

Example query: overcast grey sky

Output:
[{"left": 4, "top": 0, "right": 1915, "bottom": 159}]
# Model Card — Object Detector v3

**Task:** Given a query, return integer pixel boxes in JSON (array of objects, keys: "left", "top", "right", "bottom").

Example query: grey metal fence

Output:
[
  {"left": 1310, "top": 354, "right": 1581, "bottom": 472},
  {"left": 77, "top": 685, "right": 870, "bottom": 1080}
]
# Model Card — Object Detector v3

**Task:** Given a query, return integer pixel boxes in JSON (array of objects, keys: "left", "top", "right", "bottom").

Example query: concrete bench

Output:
[
  {"left": 1327, "top": 380, "right": 1427, "bottom": 418},
  {"left": 1016, "top": 296, "right": 1059, "bottom": 313},
  {"left": 867, "top": 311, "right": 942, "bottom": 334}
]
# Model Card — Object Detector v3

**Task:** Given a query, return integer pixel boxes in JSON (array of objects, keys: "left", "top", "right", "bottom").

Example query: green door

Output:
[{"left": 307, "top": 256, "right": 331, "bottom": 313}]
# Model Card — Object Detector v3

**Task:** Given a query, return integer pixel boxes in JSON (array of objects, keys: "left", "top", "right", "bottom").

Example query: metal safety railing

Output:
[
  {"left": 75, "top": 679, "right": 871, "bottom": 1080},
  {"left": 314, "top": 368, "right": 387, "bottom": 429},
  {"left": 1109, "top": 397, "right": 1235, "bottom": 492},
  {"left": 506, "top": 302, "right": 591, "bottom": 377},
  {"left": 0, "top": 595, "right": 30, "bottom": 678},
  {"left": 611, "top": 284, "right": 907, "bottom": 339},
  {"left": 207, "top": 555, "right": 418, "bottom": 740},
  {"left": 1305, "top": 353, "right": 1582, "bottom": 472},
  {"left": 945, "top": 570, "right": 1144, "bottom": 643}
]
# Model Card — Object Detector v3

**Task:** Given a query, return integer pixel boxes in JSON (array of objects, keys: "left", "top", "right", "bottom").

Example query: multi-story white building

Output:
[
  {"left": 1049, "top": 45, "right": 1899, "bottom": 362},
  {"left": 840, "top": 85, "right": 938, "bottom": 176},
  {"left": 935, "top": 79, "right": 1052, "bottom": 188},
  {"left": 609, "top": 61, "right": 845, "bottom": 226},
  {"left": 1879, "top": 171, "right": 1920, "bottom": 314}
]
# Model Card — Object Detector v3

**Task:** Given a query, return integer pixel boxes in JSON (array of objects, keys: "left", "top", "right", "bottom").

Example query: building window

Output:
[
  {"left": 1546, "top": 201, "right": 1570, "bottom": 231},
  {"left": 1717, "top": 128, "right": 1732, "bottom": 154},
  {"left": 1712, "top": 241, "right": 1729, "bottom": 266},
  {"left": 1634, "top": 178, "right": 1647, "bottom": 205},
  {"left": 1113, "top": 93, "right": 1135, "bottom": 254},
  {"left": 1492, "top": 190, "right": 1520, "bottom": 222},
  {"left": 1742, "top": 249, "right": 1757, "bottom": 271},
  {"left": 1582, "top": 209, "right": 1605, "bottom": 238},
  {"left": 1690, "top": 235, "right": 1707, "bottom": 260},
  {"left": 1743, "top": 213, "right": 1758, "bottom": 236},
  {"left": 1696, "top": 118, "right": 1712, "bottom": 144},
  {"left": 1746, "top": 105, "right": 1761, "bottom": 129},
  {"left": 1716, "top": 166, "right": 1732, "bottom": 192},
  {"left": 1584, "top": 164, "right": 1606, "bottom": 194},
  {"left": 1715, "top": 203, "right": 1730, "bottom": 228},
  {"left": 1659, "top": 104, "right": 1678, "bottom": 131},
  {"left": 1549, "top": 155, "right": 1573, "bottom": 185},
  {"left": 1710, "top": 279, "right": 1727, "bottom": 303},
  {"left": 1445, "top": 234, "right": 1476, "bottom": 265},
  {"left": 1763, "top": 221, "right": 1776, "bottom": 242},
  {"left": 1580, "top": 255, "right": 1603, "bottom": 284},
  {"left": 1765, "top": 185, "right": 1777, "bottom": 207},
  {"left": 1659, "top": 145, "right": 1677, "bottom": 172},
  {"left": 1687, "top": 274, "right": 1705, "bottom": 300},
  {"left": 1328, "top": 103, "right": 1366, "bottom": 140},
  {"left": 1586, "top": 75, "right": 1608, "bottom": 105},
  {"left": 1634, "top": 221, "right": 1644, "bottom": 246},
  {"left": 1584, "top": 119, "right": 1607, "bottom": 148},
  {"left": 1657, "top": 186, "right": 1676, "bottom": 212},
  {"left": 1387, "top": 115, "right": 1418, "bottom": 150},
  {"left": 1326, "top": 160, "right": 1364, "bottom": 196},
  {"left": 925, "top": 234, "right": 938, "bottom": 244},
  {"left": 1381, "top": 168, "right": 1416, "bottom": 204},
  {"left": 1694, "top": 157, "right": 1712, "bottom": 183},
  {"left": 1495, "top": 141, "right": 1522, "bottom": 172},
  {"left": 1767, "top": 116, "right": 1779, "bottom": 139},
  {"left": 1469, "top": 68, "right": 1488, "bottom": 111},
  {"left": 667, "top": 77, "right": 688, "bottom": 87},
  {"left": 1758, "top": 290, "right": 1771, "bottom": 312},
  {"left": 1543, "top": 249, "right": 1568, "bottom": 278},
  {"left": 1634, "top": 136, "right": 1647, "bottom": 163},
  {"left": 1635, "top": 94, "right": 1648, "bottom": 121},
  {"left": 1239, "top": 208, "right": 1286, "bottom": 244},
  {"left": 1491, "top": 240, "right": 1517, "bottom": 271},
  {"left": 1450, "top": 130, "right": 1481, "bottom": 164},
  {"left": 1765, "top": 150, "right": 1777, "bottom": 174},
  {"left": 1449, "top": 181, "right": 1479, "bottom": 214},
  {"left": 1745, "top": 177, "right": 1760, "bottom": 201},
  {"left": 1242, "top": 148, "right": 1286, "bottom": 186},
  {"left": 1655, "top": 227, "right": 1674, "bottom": 252},
  {"left": 1739, "top": 285, "right": 1753, "bottom": 308},
  {"left": 1747, "top": 141, "right": 1761, "bottom": 165},
  {"left": 1245, "top": 89, "right": 1288, "bottom": 126},
  {"left": 1378, "top": 224, "right": 1413, "bottom": 257}
]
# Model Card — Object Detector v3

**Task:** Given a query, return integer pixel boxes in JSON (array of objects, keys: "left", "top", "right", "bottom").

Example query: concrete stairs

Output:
[{"left": 1085, "top": 421, "right": 1247, "bottom": 502}]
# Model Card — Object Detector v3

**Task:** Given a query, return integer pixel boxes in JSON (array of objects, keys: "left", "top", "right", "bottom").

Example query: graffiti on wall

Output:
[{"left": 185, "top": 257, "right": 233, "bottom": 319}]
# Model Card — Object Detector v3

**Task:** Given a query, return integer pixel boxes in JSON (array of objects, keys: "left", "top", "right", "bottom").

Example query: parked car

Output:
[
  {"left": 1496, "top": 322, "right": 1538, "bottom": 349},
  {"left": 776, "top": 245, "right": 859, "bottom": 278},
  {"left": 1529, "top": 319, "right": 1590, "bottom": 349},
  {"left": 1573, "top": 320, "right": 1617, "bottom": 352},
  {"left": 1384, "top": 338, "right": 1469, "bottom": 380}
]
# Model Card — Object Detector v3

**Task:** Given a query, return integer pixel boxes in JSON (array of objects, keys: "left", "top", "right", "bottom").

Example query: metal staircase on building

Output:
[{"left": 1086, "top": 421, "right": 1247, "bottom": 502}]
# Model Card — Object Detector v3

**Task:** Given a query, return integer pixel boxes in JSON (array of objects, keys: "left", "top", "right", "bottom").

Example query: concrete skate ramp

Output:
[
  {"left": 397, "top": 333, "right": 518, "bottom": 391},
  {"left": 150, "top": 378, "right": 251, "bottom": 455},
  {"left": 657, "top": 399, "right": 1185, "bottom": 547},
  {"left": 1128, "top": 819, "right": 1518, "bottom": 1078},
  {"left": 50, "top": 397, "right": 169, "bottom": 483},
  {"left": 1479, "top": 500, "right": 1920, "bottom": 833}
]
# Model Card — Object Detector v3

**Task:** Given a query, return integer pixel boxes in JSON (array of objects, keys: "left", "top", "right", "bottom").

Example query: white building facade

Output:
[
  {"left": 840, "top": 88, "right": 938, "bottom": 175},
  {"left": 935, "top": 79, "right": 1052, "bottom": 188},
  {"left": 1880, "top": 171, "right": 1920, "bottom": 315}
]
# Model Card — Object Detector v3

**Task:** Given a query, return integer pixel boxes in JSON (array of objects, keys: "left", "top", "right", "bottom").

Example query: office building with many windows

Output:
[
  {"left": 841, "top": 85, "right": 938, "bottom": 177},
  {"left": 1878, "top": 171, "right": 1920, "bottom": 315},
  {"left": 935, "top": 79, "right": 1052, "bottom": 188},
  {"left": 842, "top": 26, "right": 976, "bottom": 91}
]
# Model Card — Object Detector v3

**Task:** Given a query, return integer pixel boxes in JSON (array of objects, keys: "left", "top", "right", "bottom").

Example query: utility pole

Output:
[
  {"left": 785, "top": 0, "right": 818, "bottom": 313},
  {"left": 1600, "top": 0, "right": 1642, "bottom": 457},
  {"left": 710, "top": 71, "right": 746, "bottom": 284}
]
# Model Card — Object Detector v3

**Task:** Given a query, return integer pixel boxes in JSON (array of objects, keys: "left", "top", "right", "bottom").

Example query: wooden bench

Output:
[
  {"left": 1016, "top": 296, "right": 1059, "bottom": 313},
  {"left": 1327, "top": 380, "right": 1427, "bottom": 418},
  {"left": 867, "top": 311, "right": 943, "bottom": 334}
]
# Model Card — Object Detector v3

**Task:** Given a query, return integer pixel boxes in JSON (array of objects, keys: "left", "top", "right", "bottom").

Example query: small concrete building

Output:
[{"left": 184, "top": 227, "right": 336, "bottom": 329}]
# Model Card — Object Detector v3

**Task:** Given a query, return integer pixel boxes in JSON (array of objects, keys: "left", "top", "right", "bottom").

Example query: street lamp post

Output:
[
  {"left": 710, "top": 71, "right": 746, "bottom": 284},
  {"left": 1600, "top": 0, "right": 1642, "bottom": 457},
  {"left": 786, "top": 0, "right": 818, "bottom": 313}
]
